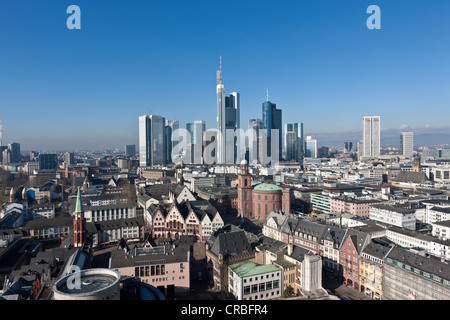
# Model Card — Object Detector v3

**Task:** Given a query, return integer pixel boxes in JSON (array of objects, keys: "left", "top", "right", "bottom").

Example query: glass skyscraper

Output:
[
  {"left": 216, "top": 57, "right": 240, "bottom": 164},
  {"left": 305, "top": 136, "right": 318, "bottom": 158},
  {"left": 38, "top": 153, "right": 58, "bottom": 170},
  {"left": 283, "top": 122, "right": 304, "bottom": 161},
  {"left": 261, "top": 99, "right": 282, "bottom": 161},
  {"left": 139, "top": 114, "right": 166, "bottom": 167}
]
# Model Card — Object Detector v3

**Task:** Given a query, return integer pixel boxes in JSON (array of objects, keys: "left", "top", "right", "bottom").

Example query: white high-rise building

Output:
[
  {"left": 400, "top": 132, "right": 414, "bottom": 159},
  {"left": 362, "top": 116, "right": 380, "bottom": 159},
  {"left": 305, "top": 136, "right": 317, "bottom": 158}
]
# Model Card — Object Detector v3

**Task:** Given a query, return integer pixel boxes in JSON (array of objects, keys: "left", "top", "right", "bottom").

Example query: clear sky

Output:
[{"left": 0, "top": 0, "right": 449, "bottom": 151}]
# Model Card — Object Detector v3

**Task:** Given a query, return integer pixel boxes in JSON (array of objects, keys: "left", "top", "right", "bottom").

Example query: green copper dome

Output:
[{"left": 253, "top": 183, "right": 282, "bottom": 192}]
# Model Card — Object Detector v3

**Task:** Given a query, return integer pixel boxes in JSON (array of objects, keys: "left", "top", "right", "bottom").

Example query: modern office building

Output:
[
  {"left": 186, "top": 120, "right": 206, "bottom": 164},
  {"left": 228, "top": 261, "right": 282, "bottom": 300},
  {"left": 283, "top": 123, "right": 304, "bottom": 161},
  {"left": 216, "top": 57, "right": 240, "bottom": 164},
  {"left": 362, "top": 116, "right": 380, "bottom": 159},
  {"left": 38, "top": 153, "right": 58, "bottom": 170},
  {"left": 125, "top": 144, "right": 136, "bottom": 157},
  {"left": 64, "top": 152, "right": 75, "bottom": 168},
  {"left": 400, "top": 132, "right": 414, "bottom": 159},
  {"left": 261, "top": 96, "right": 282, "bottom": 162},
  {"left": 305, "top": 136, "right": 317, "bottom": 158},
  {"left": 139, "top": 114, "right": 166, "bottom": 167},
  {"left": 344, "top": 141, "right": 353, "bottom": 153},
  {"left": 248, "top": 118, "right": 262, "bottom": 164},
  {"left": 3, "top": 142, "right": 21, "bottom": 163},
  {"left": 164, "top": 120, "right": 179, "bottom": 164}
]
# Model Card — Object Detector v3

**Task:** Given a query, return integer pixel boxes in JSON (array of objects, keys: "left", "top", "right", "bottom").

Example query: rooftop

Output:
[
  {"left": 253, "top": 183, "right": 282, "bottom": 192},
  {"left": 229, "top": 261, "right": 281, "bottom": 278}
]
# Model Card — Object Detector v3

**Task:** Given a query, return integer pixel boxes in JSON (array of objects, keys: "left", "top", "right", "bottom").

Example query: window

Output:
[
  {"left": 266, "top": 281, "right": 272, "bottom": 290},
  {"left": 251, "top": 284, "right": 258, "bottom": 293},
  {"left": 259, "top": 283, "right": 265, "bottom": 292},
  {"left": 244, "top": 286, "right": 250, "bottom": 295}
]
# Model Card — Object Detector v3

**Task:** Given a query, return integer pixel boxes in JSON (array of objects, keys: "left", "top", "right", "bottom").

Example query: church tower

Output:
[
  {"left": 237, "top": 159, "right": 253, "bottom": 219},
  {"left": 73, "top": 187, "right": 86, "bottom": 248}
]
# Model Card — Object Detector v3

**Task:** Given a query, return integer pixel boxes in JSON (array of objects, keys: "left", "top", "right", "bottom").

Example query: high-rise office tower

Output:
[
  {"left": 39, "top": 153, "right": 58, "bottom": 170},
  {"left": 283, "top": 123, "right": 304, "bottom": 161},
  {"left": 2, "top": 148, "right": 11, "bottom": 164},
  {"left": 248, "top": 118, "right": 262, "bottom": 164},
  {"left": 186, "top": 120, "right": 206, "bottom": 163},
  {"left": 165, "top": 120, "right": 179, "bottom": 164},
  {"left": 0, "top": 146, "right": 7, "bottom": 164},
  {"left": 139, "top": 114, "right": 166, "bottom": 167},
  {"left": 400, "top": 132, "right": 414, "bottom": 159},
  {"left": 261, "top": 93, "right": 282, "bottom": 161},
  {"left": 305, "top": 136, "right": 318, "bottom": 158},
  {"left": 125, "top": 145, "right": 136, "bottom": 158},
  {"left": 8, "top": 142, "right": 20, "bottom": 163},
  {"left": 216, "top": 57, "right": 240, "bottom": 164},
  {"left": 344, "top": 141, "right": 353, "bottom": 153},
  {"left": 64, "top": 152, "right": 75, "bottom": 168},
  {"left": 362, "top": 116, "right": 380, "bottom": 159}
]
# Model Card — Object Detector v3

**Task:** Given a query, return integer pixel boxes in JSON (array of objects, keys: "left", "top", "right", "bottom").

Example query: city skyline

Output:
[{"left": 1, "top": 1, "right": 450, "bottom": 151}]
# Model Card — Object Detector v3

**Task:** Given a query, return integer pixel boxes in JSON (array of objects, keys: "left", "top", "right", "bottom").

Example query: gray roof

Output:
[
  {"left": 342, "top": 229, "right": 370, "bottom": 254},
  {"left": 110, "top": 243, "right": 190, "bottom": 268},
  {"left": 188, "top": 200, "right": 219, "bottom": 221},
  {"left": 144, "top": 183, "right": 188, "bottom": 201},
  {"left": 256, "top": 236, "right": 288, "bottom": 254},
  {"left": 361, "top": 241, "right": 393, "bottom": 260},
  {"left": 24, "top": 216, "right": 73, "bottom": 230},
  {"left": 385, "top": 246, "right": 450, "bottom": 281},
  {"left": 286, "top": 245, "right": 310, "bottom": 261},
  {"left": 209, "top": 230, "right": 253, "bottom": 258},
  {"left": 273, "top": 258, "right": 295, "bottom": 269},
  {"left": 295, "top": 219, "right": 326, "bottom": 239},
  {"left": 430, "top": 206, "right": 450, "bottom": 214},
  {"left": 371, "top": 204, "right": 415, "bottom": 215},
  {"left": 320, "top": 226, "right": 347, "bottom": 247},
  {"left": 394, "top": 171, "right": 429, "bottom": 183},
  {"left": 94, "top": 217, "right": 145, "bottom": 231}
]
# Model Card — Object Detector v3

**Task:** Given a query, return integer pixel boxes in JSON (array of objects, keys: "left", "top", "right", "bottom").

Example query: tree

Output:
[{"left": 283, "top": 285, "right": 294, "bottom": 298}]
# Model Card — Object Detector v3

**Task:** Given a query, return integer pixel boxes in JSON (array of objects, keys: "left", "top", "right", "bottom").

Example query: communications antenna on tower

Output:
[{"left": 267, "top": 88, "right": 269, "bottom": 101}]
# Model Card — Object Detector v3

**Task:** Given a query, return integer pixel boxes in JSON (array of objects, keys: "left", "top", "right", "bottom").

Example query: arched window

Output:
[
  {"left": 244, "top": 179, "right": 248, "bottom": 187},
  {"left": 273, "top": 203, "right": 276, "bottom": 211},
  {"left": 265, "top": 204, "right": 268, "bottom": 215},
  {"left": 244, "top": 191, "right": 248, "bottom": 200}
]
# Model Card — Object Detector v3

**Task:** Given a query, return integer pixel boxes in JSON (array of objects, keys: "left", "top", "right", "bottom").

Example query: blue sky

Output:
[{"left": 0, "top": 0, "right": 449, "bottom": 151}]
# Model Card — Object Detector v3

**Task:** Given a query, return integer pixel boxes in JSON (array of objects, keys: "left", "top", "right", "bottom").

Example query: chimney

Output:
[{"left": 287, "top": 243, "right": 293, "bottom": 256}]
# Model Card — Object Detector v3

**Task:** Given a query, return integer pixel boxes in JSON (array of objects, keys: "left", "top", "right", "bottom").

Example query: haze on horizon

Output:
[{"left": 1, "top": 0, "right": 449, "bottom": 152}]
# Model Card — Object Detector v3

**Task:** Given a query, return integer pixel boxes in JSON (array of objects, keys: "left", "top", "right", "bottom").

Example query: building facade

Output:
[
  {"left": 139, "top": 114, "right": 166, "bottom": 167},
  {"left": 228, "top": 261, "right": 282, "bottom": 300},
  {"left": 362, "top": 116, "right": 380, "bottom": 159}
]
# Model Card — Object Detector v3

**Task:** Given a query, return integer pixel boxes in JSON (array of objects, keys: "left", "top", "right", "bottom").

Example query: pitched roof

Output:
[
  {"left": 394, "top": 171, "right": 429, "bottom": 183},
  {"left": 209, "top": 230, "right": 253, "bottom": 258}
]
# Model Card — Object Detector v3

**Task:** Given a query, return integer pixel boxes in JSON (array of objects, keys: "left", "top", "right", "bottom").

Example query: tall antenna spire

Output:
[
  {"left": 220, "top": 55, "right": 222, "bottom": 71},
  {"left": 267, "top": 88, "right": 269, "bottom": 102}
]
